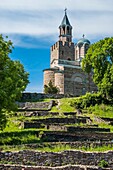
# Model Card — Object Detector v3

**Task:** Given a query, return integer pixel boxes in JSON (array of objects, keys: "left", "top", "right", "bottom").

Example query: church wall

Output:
[
  {"left": 75, "top": 46, "right": 79, "bottom": 60},
  {"left": 43, "top": 69, "right": 55, "bottom": 86},
  {"left": 55, "top": 71, "right": 64, "bottom": 94},
  {"left": 63, "top": 67, "right": 97, "bottom": 96}
]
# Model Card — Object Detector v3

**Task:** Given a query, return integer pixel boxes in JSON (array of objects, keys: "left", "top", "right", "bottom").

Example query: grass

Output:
[
  {"left": 1, "top": 142, "right": 113, "bottom": 152},
  {"left": 88, "top": 104, "right": 113, "bottom": 118},
  {"left": 0, "top": 129, "right": 41, "bottom": 145},
  {"left": 1, "top": 97, "right": 113, "bottom": 152},
  {"left": 56, "top": 98, "right": 76, "bottom": 113}
]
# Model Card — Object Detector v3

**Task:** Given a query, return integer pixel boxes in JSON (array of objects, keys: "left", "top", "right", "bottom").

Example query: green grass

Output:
[
  {"left": 88, "top": 104, "right": 113, "bottom": 118},
  {"left": 1, "top": 143, "right": 113, "bottom": 152},
  {"left": 57, "top": 98, "right": 76, "bottom": 112},
  {"left": 0, "top": 129, "right": 40, "bottom": 145},
  {"left": 1, "top": 97, "right": 113, "bottom": 152}
]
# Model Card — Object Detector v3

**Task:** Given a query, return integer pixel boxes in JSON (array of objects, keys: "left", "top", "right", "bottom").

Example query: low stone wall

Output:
[
  {"left": 24, "top": 111, "right": 59, "bottom": 117},
  {"left": 63, "top": 112, "right": 76, "bottom": 116},
  {"left": 0, "top": 150, "right": 113, "bottom": 167},
  {"left": 41, "top": 131, "right": 113, "bottom": 142},
  {"left": 23, "top": 122, "right": 43, "bottom": 129},
  {"left": 17, "top": 100, "right": 53, "bottom": 111},
  {"left": 32, "top": 117, "right": 87, "bottom": 124},
  {"left": 23, "top": 117, "right": 87, "bottom": 129},
  {"left": 67, "top": 127, "right": 110, "bottom": 133},
  {"left": 0, "top": 164, "right": 110, "bottom": 170},
  {"left": 21, "top": 93, "right": 65, "bottom": 101},
  {"left": 45, "top": 125, "right": 110, "bottom": 133},
  {"left": 48, "top": 125, "right": 67, "bottom": 131}
]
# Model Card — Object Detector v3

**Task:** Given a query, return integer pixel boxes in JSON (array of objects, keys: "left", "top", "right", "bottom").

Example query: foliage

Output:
[
  {"left": 88, "top": 104, "right": 113, "bottom": 118},
  {"left": 0, "top": 130, "right": 39, "bottom": 145},
  {"left": 0, "top": 35, "right": 29, "bottom": 130},
  {"left": 70, "top": 92, "right": 105, "bottom": 109},
  {"left": 98, "top": 160, "right": 108, "bottom": 168},
  {"left": 44, "top": 81, "right": 59, "bottom": 94},
  {"left": 82, "top": 37, "right": 113, "bottom": 99}
]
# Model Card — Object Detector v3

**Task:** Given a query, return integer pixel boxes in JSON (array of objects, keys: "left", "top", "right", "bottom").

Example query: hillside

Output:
[{"left": 0, "top": 97, "right": 113, "bottom": 169}]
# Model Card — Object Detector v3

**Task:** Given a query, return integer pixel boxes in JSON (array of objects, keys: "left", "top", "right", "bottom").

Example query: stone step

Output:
[
  {"left": 67, "top": 126, "right": 110, "bottom": 133},
  {"left": 41, "top": 131, "right": 113, "bottom": 142},
  {"left": 23, "top": 117, "right": 87, "bottom": 129},
  {"left": 17, "top": 100, "right": 53, "bottom": 111},
  {"left": 24, "top": 111, "right": 59, "bottom": 117},
  {"left": 32, "top": 117, "right": 87, "bottom": 124}
]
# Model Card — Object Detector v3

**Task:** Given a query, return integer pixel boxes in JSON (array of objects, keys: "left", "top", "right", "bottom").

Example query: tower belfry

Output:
[{"left": 59, "top": 9, "right": 72, "bottom": 42}]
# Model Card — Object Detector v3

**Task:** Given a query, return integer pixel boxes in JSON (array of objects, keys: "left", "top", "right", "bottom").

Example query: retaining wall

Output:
[{"left": 0, "top": 150, "right": 113, "bottom": 167}]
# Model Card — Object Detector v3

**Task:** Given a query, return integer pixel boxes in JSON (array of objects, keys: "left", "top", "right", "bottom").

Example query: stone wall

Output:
[
  {"left": 21, "top": 93, "right": 65, "bottom": 101},
  {"left": 64, "top": 67, "right": 97, "bottom": 96},
  {"left": 27, "top": 117, "right": 87, "bottom": 125},
  {"left": 67, "top": 127, "right": 110, "bottom": 133},
  {"left": 17, "top": 100, "right": 53, "bottom": 111},
  {"left": 41, "top": 131, "right": 113, "bottom": 142},
  {"left": 0, "top": 150, "right": 113, "bottom": 167}
]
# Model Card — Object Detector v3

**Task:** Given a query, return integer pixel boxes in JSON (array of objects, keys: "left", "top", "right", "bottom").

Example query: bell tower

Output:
[
  {"left": 59, "top": 8, "right": 72, "bottom": 43},
  {"left": 50, "top": 9, "right": 75, "bottom": 68}
]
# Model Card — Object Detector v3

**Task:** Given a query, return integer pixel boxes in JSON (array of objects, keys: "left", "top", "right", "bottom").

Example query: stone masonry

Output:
[{"left": 0, "top": 150, "right": 113, "bottom": 168}]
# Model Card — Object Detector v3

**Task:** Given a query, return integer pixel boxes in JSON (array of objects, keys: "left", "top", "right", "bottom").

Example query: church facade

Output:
[{"left": 43, "top": 10, "right": 97, "bottom": 96}]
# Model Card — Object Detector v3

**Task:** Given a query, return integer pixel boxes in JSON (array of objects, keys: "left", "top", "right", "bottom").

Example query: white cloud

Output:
[
  {"left": 0, "top": 0, "right": 113, "bottom": 11},
  {"left": 0, "top": 0, "right": 113, "bottom": 46}
]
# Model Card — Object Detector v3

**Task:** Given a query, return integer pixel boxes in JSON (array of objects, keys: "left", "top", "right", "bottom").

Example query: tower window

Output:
[
  {"left": 63, "top": 26, "right": 65, "bottom": 34},
  {"left": 67, "top": 26, "right": 70, "bottom": 34},
  {"left": 67, "top": 38, "right": 69, "bottom": 42},
  {"left": 62, "top": 51, "right": 64, "bottom": 55}
]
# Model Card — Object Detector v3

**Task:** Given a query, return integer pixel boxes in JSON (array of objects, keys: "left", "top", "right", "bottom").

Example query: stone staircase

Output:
[{"left": 1, "top": 102, "right": 113, "bottom": 169}]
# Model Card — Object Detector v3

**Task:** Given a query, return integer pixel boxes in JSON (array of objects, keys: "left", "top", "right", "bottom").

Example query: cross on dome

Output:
[
  {"left": 64, "top": 8, "right": 67, "bottom": 15},
  {"left": 82, "top": 34, "right": 85, "bottom": 38}
]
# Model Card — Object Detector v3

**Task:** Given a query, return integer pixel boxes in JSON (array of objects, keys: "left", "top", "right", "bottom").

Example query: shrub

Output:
[
  {"left": 98, "top": 159, "right": 108, "bottom": 168},
  {"left": 70, "top": 92, "right": 108, "bottom": 109},
  {"left": 44, "top": 81, "right": 59, "bottom": 94}
]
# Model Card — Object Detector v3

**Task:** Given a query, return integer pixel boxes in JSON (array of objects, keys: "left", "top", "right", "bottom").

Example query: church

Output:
[{"left": 43, "top": 10, "right": 97, "bottom": 96}]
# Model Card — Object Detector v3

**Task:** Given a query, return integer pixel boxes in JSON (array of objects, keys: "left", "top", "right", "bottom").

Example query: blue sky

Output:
[{"left": 0, "top": 0, "right": 113, "bottom": 92}]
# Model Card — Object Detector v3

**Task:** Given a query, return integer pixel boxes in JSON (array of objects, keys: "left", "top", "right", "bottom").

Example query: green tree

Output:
[
  {"left": 0, "top": 35, "right": 29, "bottom": 130},
  {"left": 82, "top": 37, "right": 113, "bottom": 99},
  {"left": 44, "top": 81, "right": 59, "bottom": 94}
]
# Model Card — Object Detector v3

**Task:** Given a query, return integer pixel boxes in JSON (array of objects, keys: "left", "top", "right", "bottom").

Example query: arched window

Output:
[
  {"left": 62, "top": 26, "right": 65, "bottom": 34},
  {"left": 67, "top": 26, "right": 70, "bottom": 34},
  {"left": 67, "top": 58, "right": 71, "bottom": 61}
]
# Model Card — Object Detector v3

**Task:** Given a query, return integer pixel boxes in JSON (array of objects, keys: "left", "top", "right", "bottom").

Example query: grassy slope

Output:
[{"left": 1, "top": 97, "right": 113, "bottom": 151}]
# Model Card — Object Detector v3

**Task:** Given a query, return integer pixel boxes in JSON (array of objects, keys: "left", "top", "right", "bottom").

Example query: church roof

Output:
[
  {"left": 77, "top": 36, "right": 90, "bottom": 45},
  {"left": 59, "top": 9, "right": 72, "bottom": 27}
]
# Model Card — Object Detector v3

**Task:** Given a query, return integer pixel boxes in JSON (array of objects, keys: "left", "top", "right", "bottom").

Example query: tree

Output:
[
  {"left": 44, "top": 81, "right": 59, "bottom": 94},
  {"left": 82, "top": 37, "right": 113, "bottom": 99},
  {"left": 0, "top": 35, "right": 29, "bottom": 130}
]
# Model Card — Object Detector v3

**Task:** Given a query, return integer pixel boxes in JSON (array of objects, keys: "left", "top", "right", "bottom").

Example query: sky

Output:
[{"left": 0, "top": 0, "right": 113, "bottom": 93}]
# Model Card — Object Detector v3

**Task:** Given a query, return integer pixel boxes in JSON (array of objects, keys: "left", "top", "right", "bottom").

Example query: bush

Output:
[
  {"left": 70, "top": 92, "right": 108, "bottom": 109},
  {"left": 44, "top": 81, "right": 59, "bottom": 94},
  {"left": 98, "top": 159, "right": 108, "bottom": 168}
]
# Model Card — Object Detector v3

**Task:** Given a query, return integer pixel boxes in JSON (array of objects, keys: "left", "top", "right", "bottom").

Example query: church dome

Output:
[{"left": 77, "top": 36, "right": 90, "bottom": 46}]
